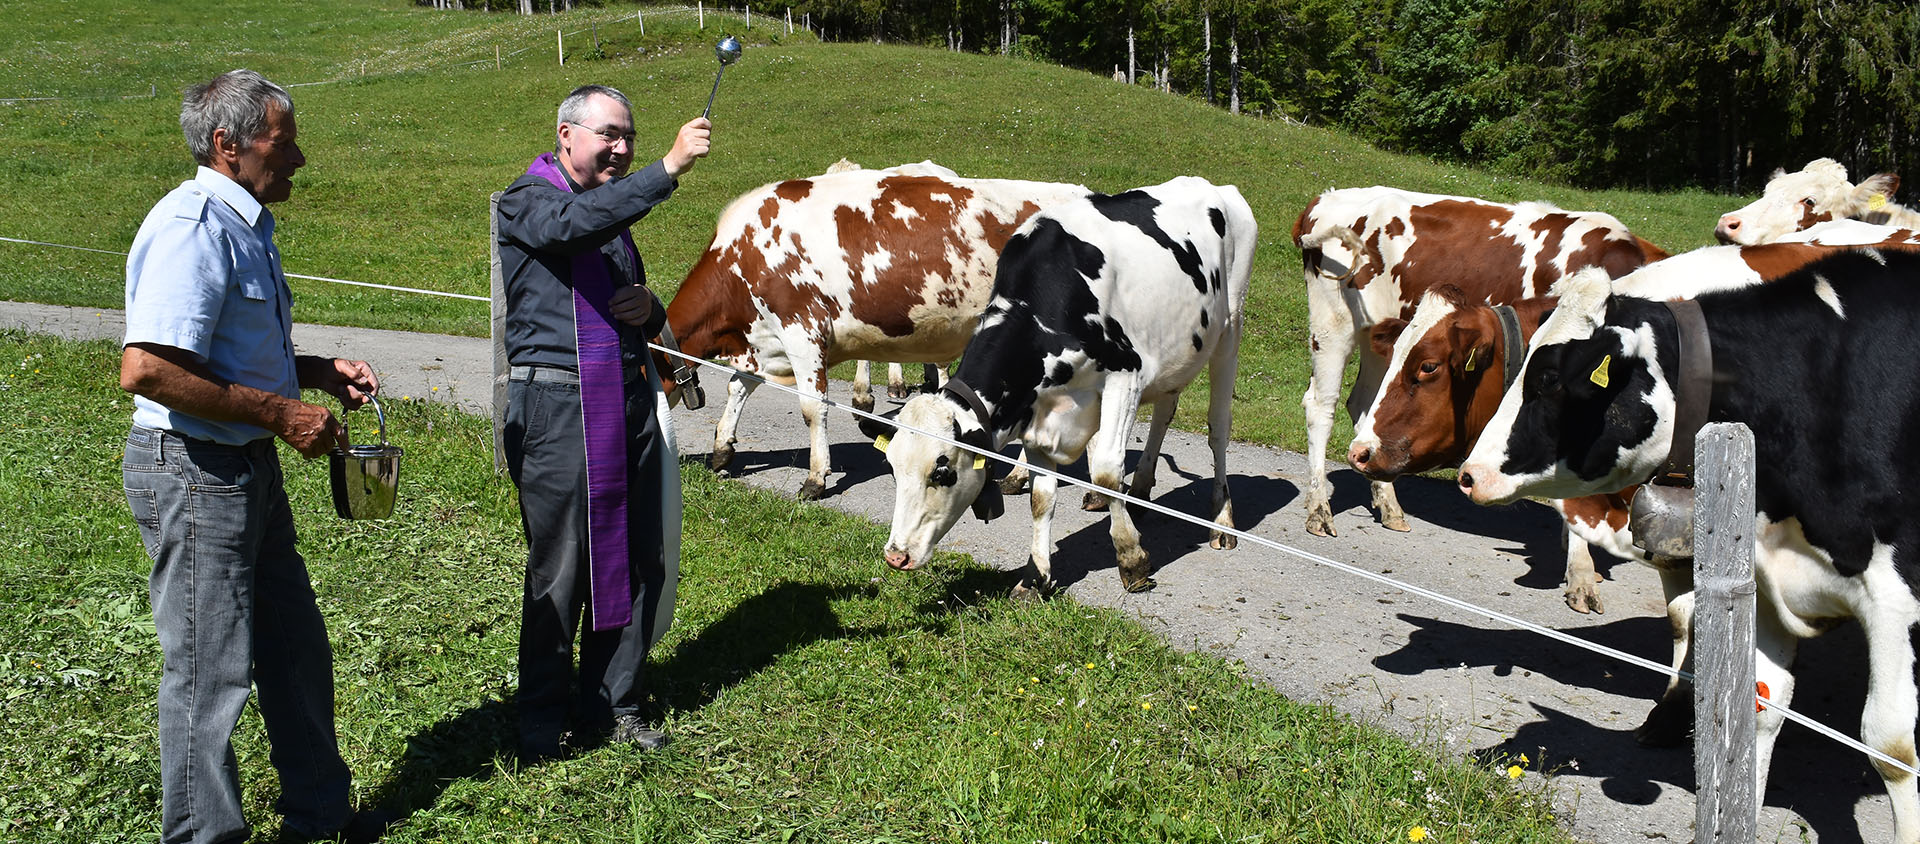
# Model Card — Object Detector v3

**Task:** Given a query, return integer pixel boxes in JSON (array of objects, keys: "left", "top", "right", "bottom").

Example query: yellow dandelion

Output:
[
  {"left": 1408, "top": 826, "right": 1429, "bottom": 842},
  {"left": 1507, "top": 765, "right": 1523, "bottom": 780},
  {"left": 1518, "top": 753, "right": 1529, "bottom": 764},
  {"left": 1085, "top": 662, "right": 1096, "bottom": 669},
  {"left": 1141, "top": 701, "right": 1152, "bottom": 711},
  {"left": 1187, "top": 704, "right": 1198, "bottom": 712},
  {"left": 1029, "top": 676, "right": 1040, "bottom": 684}
]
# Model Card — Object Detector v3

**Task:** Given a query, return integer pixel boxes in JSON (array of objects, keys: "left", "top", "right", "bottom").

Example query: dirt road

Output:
[{"left": 7, "top": 300, "right": 1891, "bottom": 843}]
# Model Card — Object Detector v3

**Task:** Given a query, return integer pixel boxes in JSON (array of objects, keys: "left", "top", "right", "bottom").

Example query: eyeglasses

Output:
[{"left": 569, "top": 122, "right": 636, "bottom": 148}]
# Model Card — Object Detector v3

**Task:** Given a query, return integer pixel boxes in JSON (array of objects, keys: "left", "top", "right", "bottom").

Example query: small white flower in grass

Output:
[
  {"left": 1412, "top": 770, "right": 1427, "bottom": 782},
  {"left": 1031, "top": 737, "right": 1044, "bottom": 750}
]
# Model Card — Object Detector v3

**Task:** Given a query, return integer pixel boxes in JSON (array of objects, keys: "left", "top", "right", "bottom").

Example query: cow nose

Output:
[
  {"left": 884, "top": 549, "right": 914, "bottom": 570},
  {"left": 1714, "top": 215, "right": 1742, "bottom": 244},
  {"left": 1457, "top": 470, "right": 1476, "bottom": 491},
  {"left": 1348, "top": 443, "right": 1374, "bottom": 469}
]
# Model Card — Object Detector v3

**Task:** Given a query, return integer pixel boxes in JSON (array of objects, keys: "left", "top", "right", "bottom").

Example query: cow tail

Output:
[{"left": 1299, "top": 224, "right": 1369, "bottom": 282}]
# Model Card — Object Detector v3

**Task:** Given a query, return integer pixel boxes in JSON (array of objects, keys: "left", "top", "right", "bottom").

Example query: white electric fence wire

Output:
[
  {"left": 645, "top": 340, "right": 1920, "bottom": 780},
  {"left": 3, "top": 229, "right": 1909, "bottom": 777},
  {"left": 0, "top": 236, "right": 489, "bottom": 302}
]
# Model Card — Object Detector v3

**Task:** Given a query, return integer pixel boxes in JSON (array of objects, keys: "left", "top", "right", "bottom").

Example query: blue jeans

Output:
[{"left": 123, "top": 426, "right": 350, "bottom": 844}]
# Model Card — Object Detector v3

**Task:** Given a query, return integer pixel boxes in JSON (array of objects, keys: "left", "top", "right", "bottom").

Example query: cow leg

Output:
[
  {"left": 852, "top": 361, "right": 876, "bottom": 413},
  {"left": 1206, "top": 337, "right": 1238, "bottom": 550},
  {"left": 1083, "top": 394, "right": 1173, "bottom": 512},
  {"left": 1752, "top": 601, "right": 1802, "bottom": 811},
  {"left": 1562, "top": 525, "right": 1605, "bottom": 614},
  {"left": 1858, "top": 587, "right": 1920, "bottom": 843},
  {"left": 1014, "top": 450, "right": 1059, "bottom": 602},
  {"left": 1634, "top": 560, "right": 1696, "bottom": 747},
  {"left": 796, "top": 366, "right": 831, "bottom": 500},
  {"left": 1302, "top": 320, "right": 1358, "bottom": 537},
  {"left": 1092, "top": 380, "right": 1152, "bottom": 592},
  {"left": 920, "top": 363, "right": 945, "bottom": 394},
  {"left": 710, "top": 372, "right": 760, "bottom": 475},
  {"left": 886, "top": 361, "right": 909, "bottom": 399},
  {"left": 999, "top": 462, "right": 1031, "bottom": 496},
  {"left": 1346, "top": 349, "right": 1406, "bottom": 532}
]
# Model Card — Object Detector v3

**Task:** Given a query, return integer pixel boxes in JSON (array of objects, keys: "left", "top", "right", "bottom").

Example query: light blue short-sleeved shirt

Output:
[{"left": 124, "top": 166, "right": 299, "bottom": 445}]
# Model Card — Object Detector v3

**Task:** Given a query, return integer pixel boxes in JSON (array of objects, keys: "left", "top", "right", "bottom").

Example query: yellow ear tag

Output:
[
  {"left": 1589, "top": 355, "right": 1611, "bottom": 388},
  {"left": 972, "top": 454, "right": 987, "bottom": 470},
  {"left": 1464, "top": 347, "right": 1478, "bottom": 372},
  {"left": 1870, "top": 193, "right": 1889, "bottom": 212},
  {"left": 874, "top": 434, "right": 891, "bottom": 453}
]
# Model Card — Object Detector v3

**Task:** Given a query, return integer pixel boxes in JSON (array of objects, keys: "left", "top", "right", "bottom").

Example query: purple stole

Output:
[{"left": 525, "top": 152, "right": 636, "bottom": 631}]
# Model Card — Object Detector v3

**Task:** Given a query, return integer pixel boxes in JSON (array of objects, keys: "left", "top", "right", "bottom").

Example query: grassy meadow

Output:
[{"left": 0, "top": 0, "right": 1743, "bottom": 454}]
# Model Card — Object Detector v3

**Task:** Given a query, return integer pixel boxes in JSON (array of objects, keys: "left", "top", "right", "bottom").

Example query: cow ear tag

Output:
[
  {"left": 1464, "top": 347, "right": 1479, "bottom": 372},
  {"left": 971, "top": 454, "right": 987, "bottom": 470},
  {"left": 1589, "top": 355, "right": 1611, "bottom": 388},
  {"left": 874, "top": 434, "right": 891, "bottom": 453},
  {"left": 1870, "top": 193, "right": 1889, "bottom": 212}
]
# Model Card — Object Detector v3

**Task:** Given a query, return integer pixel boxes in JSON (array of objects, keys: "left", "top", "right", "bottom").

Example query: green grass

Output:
[
  {"left": 0, "top": 0, "right": 1743, "bottom": 458},
  {"left": 0, "top": 331, "right": 1572, "bottom": 842}
]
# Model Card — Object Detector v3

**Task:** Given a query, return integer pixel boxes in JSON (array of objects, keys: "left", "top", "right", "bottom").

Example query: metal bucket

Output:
[{"left": 329, "top": 395, "right": 402, "bottom": 520}]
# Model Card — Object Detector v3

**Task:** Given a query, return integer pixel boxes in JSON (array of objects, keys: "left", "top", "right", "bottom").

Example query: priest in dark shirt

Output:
[{"left": 495, "top": 84, "right": 709, "bottom": 761}]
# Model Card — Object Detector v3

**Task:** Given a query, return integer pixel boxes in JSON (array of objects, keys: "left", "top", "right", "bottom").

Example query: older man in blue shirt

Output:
[{"left": 120, "top": 69, "right": 387, "bottom": 844}]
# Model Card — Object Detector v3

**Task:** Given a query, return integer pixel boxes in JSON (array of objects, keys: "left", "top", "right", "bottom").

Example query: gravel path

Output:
[{"left": 6, "top": 300, "right": 1894, "bottom": 844}]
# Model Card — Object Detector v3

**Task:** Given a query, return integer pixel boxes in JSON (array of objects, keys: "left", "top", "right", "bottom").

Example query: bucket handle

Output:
[{"left": 338, "top": 394, "right": 389, "bottom": 451}]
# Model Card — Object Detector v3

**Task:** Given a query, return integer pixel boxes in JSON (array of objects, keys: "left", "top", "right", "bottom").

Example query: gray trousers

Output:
[
  {"left": 123, "top": 426, "right": 351, "bottom": 844},
  {"left": 503, "top": 377, "right": 666, "bottom": 752}
]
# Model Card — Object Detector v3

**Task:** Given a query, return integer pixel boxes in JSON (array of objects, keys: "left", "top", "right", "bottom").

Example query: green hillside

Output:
[{"left": 0, "top": 0, "right": 1736, "bottom": 455}]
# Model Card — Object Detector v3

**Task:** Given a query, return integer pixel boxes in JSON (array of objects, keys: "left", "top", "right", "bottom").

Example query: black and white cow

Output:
[
  {"left": 862, "top": 176, "right": 1256, "bottom": 596},
  {"left": 1456, "top": 251, "right": 1920, "bottom": 843}
]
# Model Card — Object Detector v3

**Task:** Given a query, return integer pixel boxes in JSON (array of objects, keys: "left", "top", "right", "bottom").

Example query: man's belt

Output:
[{"left": 508, "top": 363, "right": 642, "bottom": 385}]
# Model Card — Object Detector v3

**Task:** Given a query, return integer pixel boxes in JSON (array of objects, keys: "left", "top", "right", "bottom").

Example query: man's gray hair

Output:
[
  {"left": 180, "top": 69, "right": 293, "bottom": 166},
  {"left": 557, "top": 84, "right": 633, "bottom": 128}
]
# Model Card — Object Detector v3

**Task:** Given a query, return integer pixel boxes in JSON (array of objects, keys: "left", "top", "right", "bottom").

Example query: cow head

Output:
[
  {"left": 1457, "top": 268, "right": 1677, "bottom": 505},
  {"left": 1716, "top": 158, "right": 1902, "bottom": 245},
  {"left": 872, "top": 393, "right": 1003, "bottom": 571},
  {"left": 1349, "top": 286, "right": 1504, "bottom": 479}
]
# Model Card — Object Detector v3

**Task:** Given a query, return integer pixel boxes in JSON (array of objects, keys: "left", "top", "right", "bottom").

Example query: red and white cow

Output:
[
  {"left": 864, "top": 177, "right": 1256, "bottom": 596},
  {"left": 1716, "top": 157, "right": 1920, "bottom": 245},
  {"left": 1295, "top": 187, "right": 1668, "bottom": 537},
  {"left": 824, "top": 158, "right": 954, "bottom": 412},
  {"left": 1458, "top": 250, "right": 1920, "bottom": 844},
  {"left": 666, "top": 164, "right": 1090, "bottom": 499}
]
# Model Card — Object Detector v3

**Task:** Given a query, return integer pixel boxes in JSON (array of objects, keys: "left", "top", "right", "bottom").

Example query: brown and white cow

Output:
[
  {"left": 1715, "top": 157, "right": 1920, "bottom": 245},
  {"left": 823, "top": 158, "right": 953, "bottom": 413},
  {"left": 666, "top": 164, "right": 1090, "bottom": 499},
  {"left": 1295, "top": 187, "right": 1668, "bottom": 537}
]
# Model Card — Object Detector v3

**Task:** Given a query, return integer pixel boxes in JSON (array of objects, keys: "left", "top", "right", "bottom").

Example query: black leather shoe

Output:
[
  {"left": 610, "top": 714, "right": 670, "bottom": 750},
  {"left": 317, "top": 808, "right": 399, "bottom": 844}
]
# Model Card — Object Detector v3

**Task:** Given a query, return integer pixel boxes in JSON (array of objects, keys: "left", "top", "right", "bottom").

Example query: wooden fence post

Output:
[
  {"left": 1693, "top": 422, "right": 1757, "bottom": 842},
  {"left": 699, "top": 1, "right": 704, "bottom": 29},
  {"left": 556, "top": 28, "right": 564, "bottom": 66}
]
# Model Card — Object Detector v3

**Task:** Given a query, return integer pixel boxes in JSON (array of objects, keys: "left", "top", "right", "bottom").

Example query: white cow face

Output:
[
  {"left": 1715, "top": 158, "right": 1900, "bottom": 246},
  {"left": 1458, "top": 271, "right": 1676, "bottom": 504},
  {"left": 878, "top": 394, "right": 998, "bottom": 571}
]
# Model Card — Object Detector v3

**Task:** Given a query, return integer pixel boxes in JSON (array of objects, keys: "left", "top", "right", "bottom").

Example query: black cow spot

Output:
[
  {"left": 1191, "top": 333, "right": 1204, "bottom": 351},
  {"left": 1210, "top": 207, "right": 1226, "bottom": 237},
  {"left": 1089, "top": 190, "right": 1210, "bottom": 295},
  {"left": 1199, "top": 310, "right": 1209, "bottom": 328}
]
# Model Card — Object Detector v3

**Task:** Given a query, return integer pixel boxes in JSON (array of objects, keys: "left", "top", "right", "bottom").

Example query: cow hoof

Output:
[
  {"left": 797, "top": 479, "right": 826, "bottom": 501},
  {"left": 852, "top": 394, "right": 875, "bottom": 413},
  {"left": 1564, "top": 583, "right": 1605, "bottom": 615},
  {"left": 888, "top": 384, "right": 911, "bottom": 399},
  {"left": 1082, "top": 491, "right": 1110, "bottom": 512},
  {"left": 1121, "top": 575, "right": 1157, "bottom": 593},
  {"left": 710, "top": 444, "right": 736, "bottom": 473},
  {"left": 1380, "top": 514, "right": 1411, "bottom": 532},
  {"left": 1306, "top": 507, "right": 1337, "bottom": 538},
  {"left": 1210, "top": 530, "right": 1237, "bottom": 551},
  {"left": 998, "top": 474, "right": 1028, "bottom": 495},
  {"left": 1634, "top": 698, "right": 1693, "bottom": 748},
  {"left": 1010, "top": 579, "right": 1052, "bottom": 602}
]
